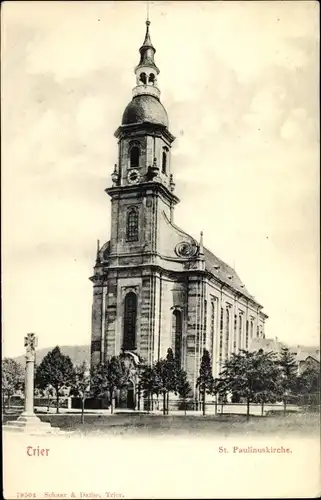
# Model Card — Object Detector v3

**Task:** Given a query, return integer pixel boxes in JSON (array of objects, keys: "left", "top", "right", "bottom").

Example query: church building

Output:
[{"left": 90, "top": 20, "right": 268, "bottom": 399}]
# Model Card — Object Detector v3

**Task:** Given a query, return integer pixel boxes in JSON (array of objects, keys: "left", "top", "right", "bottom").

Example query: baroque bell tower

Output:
[
  {"left": 107, "top": 18, "right": 179, "bottom": 260},
  {"left": 90, "top": 19, "right": 181, "bottom": 369}
]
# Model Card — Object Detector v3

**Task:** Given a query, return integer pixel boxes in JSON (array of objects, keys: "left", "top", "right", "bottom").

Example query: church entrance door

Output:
[{"left": 126, "top": 381, "right": 135, "bottom": 410}]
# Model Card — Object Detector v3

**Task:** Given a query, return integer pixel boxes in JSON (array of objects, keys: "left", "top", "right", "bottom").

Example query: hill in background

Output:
[
  {"left": 12, "top": 340, "right": 319, "bottom": 366},
  {"left": 14, "top": 344, "right": 90, "bottom": 366}
]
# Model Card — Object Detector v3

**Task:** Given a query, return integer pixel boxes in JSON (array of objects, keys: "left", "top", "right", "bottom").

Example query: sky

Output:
[{"left": 2, "top": 1, "right": 319, "bottom": 358}]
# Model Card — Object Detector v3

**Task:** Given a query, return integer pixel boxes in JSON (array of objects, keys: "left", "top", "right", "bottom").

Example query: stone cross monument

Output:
[
  {"left": 4, "top": 333, "right": 59, "bottom": 434},
  {"left": 24, "top": 333, "right": 37, "bottom": 416}
]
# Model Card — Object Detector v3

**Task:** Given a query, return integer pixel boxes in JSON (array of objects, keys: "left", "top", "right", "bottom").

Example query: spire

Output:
[
  {"left": 136, "top": 19, "right": 159, "bottom": 74},
  {"left": 199, "top": 231, "right": 204, "bottom": 256},
  {"left": 196, "top": 231, "right": 205, "bottom": 270},
  {"left": 142, "top": 19, "right": 153, "bottom": 48},
  {"left": 142, "top": 1, "right": 153, "bottom": 48},
  {"left": 132, "top": 17, "right": 161, "bottom": 99}
]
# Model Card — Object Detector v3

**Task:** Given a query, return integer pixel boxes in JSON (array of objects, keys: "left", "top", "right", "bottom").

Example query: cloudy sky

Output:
[{"left": 2, "top": 1, "right": 319, "bottom": 357}]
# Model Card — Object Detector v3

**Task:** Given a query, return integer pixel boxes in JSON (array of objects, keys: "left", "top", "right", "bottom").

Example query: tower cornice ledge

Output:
[
  {"left": 114, "top": 122, "right": 176, "bottom": 143},
  {"left": 105, "top": 182, "right": 180, "bottom": 206},
  {"left": 89, "top": 275, "right": 104, "bottom": 285}
]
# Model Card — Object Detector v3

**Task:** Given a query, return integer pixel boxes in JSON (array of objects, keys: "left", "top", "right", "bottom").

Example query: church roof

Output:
[
  {"left": 203, "top": 246, "right": 257, "bottom": 303},
  {"left": 98, "top": 237, "right": 261, "bottom": 306},
  {"left": 122, "top": 95, "right": 169, "bottom": 127}
]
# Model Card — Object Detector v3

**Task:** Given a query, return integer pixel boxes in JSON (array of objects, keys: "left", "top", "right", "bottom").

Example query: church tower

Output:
[{"left": 90, "top": 19, "right": 183, "bottom": 370}]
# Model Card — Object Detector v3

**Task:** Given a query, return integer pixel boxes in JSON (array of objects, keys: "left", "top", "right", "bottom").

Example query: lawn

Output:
[{"left": 3, "top": 410, "right": 320, "bottom": 436}]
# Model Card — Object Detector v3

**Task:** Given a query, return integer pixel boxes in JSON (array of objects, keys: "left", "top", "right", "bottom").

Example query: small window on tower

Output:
[
  {"left": 140, "top": 72, "right": 147, "bottom": 84},
  {"left": 126, "top": 207, "right": 139, "bottom": 242},
  {"left": 130, "top": 146, "right": 140, "bottom": 168},
  {"left": 148, "top": 73, "right": 155, "bottom": 85},
  {"left": 162, "top": 147, "right": 168, "bottom": 174}
]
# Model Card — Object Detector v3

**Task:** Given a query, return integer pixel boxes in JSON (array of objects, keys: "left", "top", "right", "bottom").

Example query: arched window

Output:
[
  {"left": 219, "top": 307, "right": 224, "bottom": 367},
  {"left": 245, "top": 320, "right": 249, "bottom": 349},
  {"left": 139, "top": 72, "right": 147, "bottom": 84},
  {"left": 172, "top": 309, "right": 182, "bottom": 367},
  {"left": 162, "top": 148, "right": 168, "bottom": 174},
  {"left": 203, "top": 300, "right": 207, "bottom": 344},
  {"left": 233, "top": 314, "right": 237, "bottom": 352},
  {"left": 123, "top": 292, "right": 137, "bottom": 351},
  {"left": 238, "top": 314, "right": 243, "bottom": 350},
  {"left": 225, "top": 307, "right": 230, "bottom": 358},
  {"left": 210, "top": 300, "right": 215, "bottom": 358},
  {"left": 130, "top": 146, "right": 140, "bottom": 168},
  {"left": 126, "top": 207, "right": 139, "bottom": 242},
  {"left": 148, "top": 73, "right": 155, "bottom": 84}
]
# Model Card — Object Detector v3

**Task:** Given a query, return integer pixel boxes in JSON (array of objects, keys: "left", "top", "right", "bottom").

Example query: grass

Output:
[{"left": 3, "top": 410, "right": 320, "bottom": 437}]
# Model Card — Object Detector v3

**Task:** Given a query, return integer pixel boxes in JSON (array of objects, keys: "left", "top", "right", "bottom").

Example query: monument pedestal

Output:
[
  {"left": 3, "top": 334, "right": 62, "bottom": 436},
  {"left": 4, "top": 412, "right": 60, "bottom": 435}
]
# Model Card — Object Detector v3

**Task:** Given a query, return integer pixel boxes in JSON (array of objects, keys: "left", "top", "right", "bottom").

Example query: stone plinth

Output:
[{"left": 3, "top": 412, "right": 60, "bottom": 435}]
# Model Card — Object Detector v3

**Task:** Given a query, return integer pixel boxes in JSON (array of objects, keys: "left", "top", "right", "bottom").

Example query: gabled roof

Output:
[
  {"left": 296, "top": 351, "right": 320, "bottom": 362},
  {"left": 204, "top": 246, "right": 258, "bottom": 304}
]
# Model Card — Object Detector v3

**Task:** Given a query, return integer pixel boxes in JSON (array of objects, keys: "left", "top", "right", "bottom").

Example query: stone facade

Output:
[{"left": 90, "top": 20, "right": 268, "bottom": 399}]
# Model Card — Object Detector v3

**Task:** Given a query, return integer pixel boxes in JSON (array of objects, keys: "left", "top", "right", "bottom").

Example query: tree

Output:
[
  {"left": 277, "top": 347, "right": 298, "bottom": 415},
  {"left": 219, "top": 349, "right": 275, "bottom": 421},
  {"left": 35, "top": 346, "right": 74, "bottom": 413},
  {"left": 297, "top": 364, "right": 320, "bottom": 406},
  {"left": 41, "top": 384, "right": 56, "bottom": 412},
  {"left": 91, "top": 356, "right": 130, "bottom": 414},
  {"left": 176, "top": 369, "right": 192, "bottom": 415},
  {"left": 212, "top": 377, "right": 225, "bottom": 416},
  {"left": 139, "top": 365, "right": 157, "bottom": 413},
  {"left": 153, "top": 348, "right": 178, "bottom": 415},
  {"left": 252, "top": 350, "right": 280, "bottom": 416},
  {"left": 164, "top": 348, "right": 177, "bottom": 414},
  {"left": 196, "top": 349, "right": 214, "bottom": 416},
  {"left": 70, "top": 361, "right": 91, "bottom": 424},
  {"left": 154, "top": 359, "right": 169, "bottom": 415},
  {"left": 2, "top": 358, "right": 25, "bottom": 410}
]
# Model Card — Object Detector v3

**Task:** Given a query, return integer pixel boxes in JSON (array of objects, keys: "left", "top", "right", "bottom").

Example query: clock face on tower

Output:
[{"left": 127, "top": 169, "right": 140, "bottom": 184}]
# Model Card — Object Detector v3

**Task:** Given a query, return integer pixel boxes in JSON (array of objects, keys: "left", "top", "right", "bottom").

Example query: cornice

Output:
[
  {"left": 105, "top": 181, "right": 180, "bottom": 206},
  {"left": 114, "top": 122, "right": 176, "bottom": 143}
]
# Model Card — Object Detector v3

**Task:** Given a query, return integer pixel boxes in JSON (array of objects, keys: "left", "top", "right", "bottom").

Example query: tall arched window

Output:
[
  {"left": 126, "top": 207, "right": 139, "bottom": 242},
  {"left": 245, "top": 320, "right": 249, "bottom": 349},
  {"left": 123, "top": 292, "right": 137, "bottom": 351},
  {"left": 172, "top": 309, "right": 182, "bottom": 367},
  {"left": 162, "top": 147, "right": 168, "bottom": 174},
  {"left": 210, "top": 300, "right": 215, "bottom": 358},
  {"left": 148, "top": 73, "right": 155, "bottom": 84},
  {"left": 225, "top": 307, "right": 230, "bottom": 358},
  {"left": 238, "top": 314, "right": 243, "bottom": 350},
  {"left": 203, "top": 299, "right": 207, "bottom": 346},
  {"left": 130, "top": 146, "right": 140, "bottom": 168},
  {"left": 219, "top": 307, "right": 224, "bottom": 367},
  {"left": 233, "top": 314, "right": 237, "bottom": 352}
]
